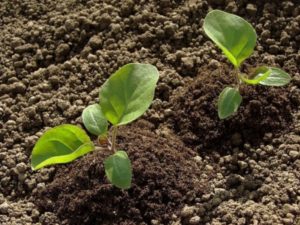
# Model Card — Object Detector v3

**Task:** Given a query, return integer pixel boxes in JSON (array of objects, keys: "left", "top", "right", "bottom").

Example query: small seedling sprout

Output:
[
  {"left": 31, "top": 63, "right": 159, "bottom": 189},
  {"left": 203, "top": 10, "right": 291, "bottom": 119}
]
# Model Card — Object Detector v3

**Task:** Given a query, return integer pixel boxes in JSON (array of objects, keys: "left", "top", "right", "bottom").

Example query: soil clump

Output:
[{"left": 37, "top": 121, "right": 213, "bottom": 225}]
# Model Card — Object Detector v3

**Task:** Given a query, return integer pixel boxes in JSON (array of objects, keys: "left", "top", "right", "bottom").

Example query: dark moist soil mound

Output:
[
  {"left": 170, "top": 64, "right": 298, "bottom": 150},
  {"left": 36, "top": 121, "right": 210, "bottom": 225}
]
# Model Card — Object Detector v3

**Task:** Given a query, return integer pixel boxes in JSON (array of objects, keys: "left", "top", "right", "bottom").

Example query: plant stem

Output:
[
  {"left": 111, "top": 126, "right": 118, "bottom": 153},
  {"left": 234, "top": 67, "right": 241, "bottom": 90}
]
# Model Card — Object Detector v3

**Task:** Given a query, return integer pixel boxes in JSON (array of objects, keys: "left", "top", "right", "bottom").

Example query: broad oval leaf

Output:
[
  {"left": 99, "top": 63, "right": 159, "bottom": 126},
  {"left": 104, "top": 150, "right": 132, "bottom": 189},
  {"left": 204, "top": 10, "right": 257, "bottom": 67},
  {"left": 31, "top": 124, "right": 94, "bottom": 170},
  {"left": 82, "top": 104, "right": 108, "bottom": 136},
  {"left": 239, "top": 67, "right": 271, "bottom": 85},
  {"left": 256, "top": 67, "right": 291, "bottom": 86},
  {"left": 218, "top": 87, "right": 242, "bottom": 119}
]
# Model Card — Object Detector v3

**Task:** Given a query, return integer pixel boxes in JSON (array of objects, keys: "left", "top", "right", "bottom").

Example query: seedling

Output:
[
  {"left": 203, "top": 10, "right": 291, "bottom": 119},
  {"left": 31, "top": 63, "right": 159, "bottom": 189}
]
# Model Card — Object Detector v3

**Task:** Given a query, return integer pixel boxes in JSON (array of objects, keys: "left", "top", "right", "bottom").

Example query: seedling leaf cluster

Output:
[
  {"left": 31, "top": 10, "right": 292, "bottom": 192},
  {"left": 31, "top": 63, "right": 159, "bottom": 189},
  {"left": 203, "top": 10, "right": 291, "bottom": 119}
]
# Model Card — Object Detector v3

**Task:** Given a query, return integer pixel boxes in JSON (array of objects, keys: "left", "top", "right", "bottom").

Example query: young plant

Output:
[
  {"left": 31, "top": 63, "right": 159, "bottom": 189},
  {"left": 203, "top": 10, "right": 291, "bottom": 119}
]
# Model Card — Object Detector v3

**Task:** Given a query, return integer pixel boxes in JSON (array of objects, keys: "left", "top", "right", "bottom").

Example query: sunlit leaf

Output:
[
  {"left": 256, "top": 67, "right": 291, "bottom": 86},
  {"left": 239, "top": 67, "right": 271, "bottom": 85},
  {"left": 204, "top": 10, "right": 257, "bottom": 67},
  {"left": 31, "top": 124, "right": 94, "bottom": 170},
  {"left": 100, "top": 63, "right": 159, "bottom": 126}
]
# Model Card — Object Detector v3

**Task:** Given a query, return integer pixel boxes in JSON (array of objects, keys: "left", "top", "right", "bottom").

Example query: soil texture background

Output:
[{"left": 0, "top": 0, "right": 300, "bottom": 224}]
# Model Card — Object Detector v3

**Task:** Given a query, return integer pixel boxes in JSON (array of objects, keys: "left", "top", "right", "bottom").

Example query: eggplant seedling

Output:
[
  {"left": 31, "top": 63, "right": 159, "bottom": 189},
  {"left": 203, "top": 10, "right": 291, "bottom": 119}
]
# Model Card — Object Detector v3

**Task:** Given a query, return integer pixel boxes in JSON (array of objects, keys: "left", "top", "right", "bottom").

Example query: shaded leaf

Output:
[
  {"left": 82, "top": 104, "right": 108, "bottom": 136},
  {"left": 31, "top": 124, "right": 94, "bottom": 170},
  {"left": 218, "top": 87, "right": 242, "bottom": 119},
  {"left": 204, "top": 10, "right": 257, "bottom": 67},
  {"left": 100, "top": 63, "right": 159, "bottom": 126},
  {"left": 104, "top": 150, "right": 132, "bottom": 189}
]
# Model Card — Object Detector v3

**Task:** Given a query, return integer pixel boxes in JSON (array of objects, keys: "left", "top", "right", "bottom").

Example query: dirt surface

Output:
[{"left": 0, "top": 0, "right": 300, "bottom": 224}]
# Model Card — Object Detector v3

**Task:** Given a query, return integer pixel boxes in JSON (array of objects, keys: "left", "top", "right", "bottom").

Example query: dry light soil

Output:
[{"left": 0, "top": 0, "right": 300, "bottom": 225}]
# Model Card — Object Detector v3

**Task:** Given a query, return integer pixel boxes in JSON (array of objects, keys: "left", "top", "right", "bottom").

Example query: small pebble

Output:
[
  {"left": 181, "top": 205, "right": 196, "bottom": 217},
  {"left": 189, "top": 216, "right": 200, "bottom": 224},
  {"left": 289, "top": 151, "right": 299, "bottom": 159},
  {"left": 0, "top": 202, "right": 9, "bottom": 214},
  {"left": 16, "top": 162, "right": 27, "bottom": 174},
  {"left": 246, "top": 3, "right": 257, "bottom": 16}
]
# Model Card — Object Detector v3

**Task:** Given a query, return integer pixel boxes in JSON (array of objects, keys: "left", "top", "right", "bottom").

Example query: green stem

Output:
[
  {"left": 234, "top": 67, "right": 241, "bottom": 90},
  {"left": 111, "top": 126, "right": 118, "bottom": 153}
]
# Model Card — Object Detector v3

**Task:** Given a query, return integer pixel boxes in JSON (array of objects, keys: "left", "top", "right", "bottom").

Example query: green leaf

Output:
[
  {"left": 31, "top": 124, "right": 94, "bottom": 170},
  {"left": 218, "top": 87, "right": 242, "bottom": 119},
  {"left": 82, "top": 104, "right": 108, "bottom": 136},
  {"left": 99, "top": 63, "right": 159, "bottom": 126},
  {"left": 239, "top": 67, "right": 271, "bottom": 85},
  {"left": 256, "top": 67, "right": 291, "bottom": 86},
  {"left": 203, "top": 10, "right": 257, "bottom": 67},
  {"left": 104, "top": 150, "right": 132, "bottom": 189}
]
